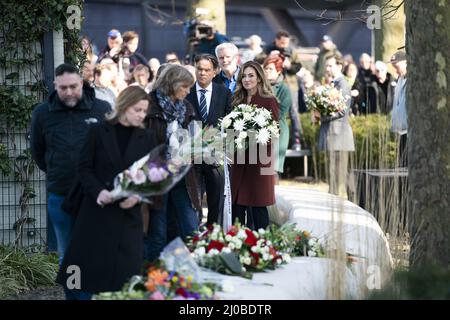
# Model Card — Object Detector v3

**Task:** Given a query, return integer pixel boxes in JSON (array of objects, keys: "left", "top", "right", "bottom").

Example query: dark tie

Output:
[{"left": 199, "top": 88, "right": 208, "bottom": 123}]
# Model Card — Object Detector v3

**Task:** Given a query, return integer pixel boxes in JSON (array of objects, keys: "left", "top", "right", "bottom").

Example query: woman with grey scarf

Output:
[{"left": 143, "top": 65, "right": 202, "bottom": 262}]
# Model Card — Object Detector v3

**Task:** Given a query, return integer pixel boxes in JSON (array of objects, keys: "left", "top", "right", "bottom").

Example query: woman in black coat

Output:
[{"left": 57, "top": 86, "right": 157, "bottom": 299}]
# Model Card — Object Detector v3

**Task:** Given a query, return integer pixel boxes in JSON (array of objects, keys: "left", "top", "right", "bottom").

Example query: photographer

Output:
[
  {"left": 111, "top": 31, "right": 148, "bottom": 84},
  {"left": 188, "top": 20, "right": 229, "bottom": 58},
  {"left": 120, "top": 31, "right": 148, "bottom": 69},
  {"left": 97, "top": 29, "right": 123, "bottom": 63}
]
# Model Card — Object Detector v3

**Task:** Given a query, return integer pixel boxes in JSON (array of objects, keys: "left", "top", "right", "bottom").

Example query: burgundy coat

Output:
[{"left": 231, "top": 93, "right": 280, "bottom": 207}]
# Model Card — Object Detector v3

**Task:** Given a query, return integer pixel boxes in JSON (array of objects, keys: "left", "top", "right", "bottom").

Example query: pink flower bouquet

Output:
[{"left": 109, "top": 144, "right": 191, "bottom": 202}]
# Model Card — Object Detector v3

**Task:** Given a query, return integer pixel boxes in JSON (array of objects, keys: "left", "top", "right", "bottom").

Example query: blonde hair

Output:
[
  {"left": 232, "top": 61, "right": 274, "bottom": 106},
  {"left": 106, "top": 86, "right": 150, "bottom": 126},
  {"left": 152, "top": 64, "right": 194, "bottom": 97}
]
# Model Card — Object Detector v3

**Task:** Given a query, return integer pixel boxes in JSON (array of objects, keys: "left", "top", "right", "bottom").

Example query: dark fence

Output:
[{"left": 0, "top": 34, "right": 49, "bottom": 250}]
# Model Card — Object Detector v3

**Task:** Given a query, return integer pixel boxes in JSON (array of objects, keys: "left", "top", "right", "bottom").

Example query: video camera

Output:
[
  {"left": 184, "top": 19, "right": 214, "bottom": 42},
  {"left": 111, "top": 45, "right": 129, "bottom": 64}
]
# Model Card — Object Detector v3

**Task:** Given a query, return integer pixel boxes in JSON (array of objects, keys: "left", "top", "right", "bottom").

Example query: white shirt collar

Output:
[{"left": 196, "top": 82, "right": 213, "bottom": 92}]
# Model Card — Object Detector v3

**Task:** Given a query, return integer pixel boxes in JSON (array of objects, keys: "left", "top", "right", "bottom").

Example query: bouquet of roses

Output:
[
  {"left": 187, "top": 223, "right": 291, "bottom": 278},
  {"left": 305, "top": 84, "right": 349, "bottom": 117},
  {"left": 219, "top": 104, "right": 279, "bottom": 150},
  {"left": 109, "top": 143, "right": 191, "bottom": 202}
]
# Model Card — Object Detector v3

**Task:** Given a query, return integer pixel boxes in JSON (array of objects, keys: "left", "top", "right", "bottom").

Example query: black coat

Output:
[
  {"left": 30, "top": 84, "right": 111, "bottom": 195},
  {"left": 56, "top": 121, "right": 157, "bottom": 294},
  {"left": 186, "top": 82, "right": 232, "bottom": 126}
]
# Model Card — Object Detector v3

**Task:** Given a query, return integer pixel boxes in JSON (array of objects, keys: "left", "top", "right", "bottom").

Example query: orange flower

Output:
[
  {"left": 145, "top": 268, "right": 169, "bottom": 291},
  {"left": 145, "top": 279, "right": 156, "bottom": 292}
]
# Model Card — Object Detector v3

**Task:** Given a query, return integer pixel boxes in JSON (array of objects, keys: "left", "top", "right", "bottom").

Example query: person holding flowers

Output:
[
  {"left": 230, "top": 61, "right": 279, "bottom": 230},
  {"left": 56, "top": 86, "right": 157, "bottom": 299},
  {"left": 145, "top": 64, "right": 202, "bottom": 262},
  {"left": 313, "top": 54, "right": 355, "bottom": 196}
]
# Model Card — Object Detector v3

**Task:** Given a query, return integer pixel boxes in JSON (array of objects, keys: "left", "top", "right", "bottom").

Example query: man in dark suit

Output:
[{"left": 187, "top": 54, "right": 232, "bottom": 225}]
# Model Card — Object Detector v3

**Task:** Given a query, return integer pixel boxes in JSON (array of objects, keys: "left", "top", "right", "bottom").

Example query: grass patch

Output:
[{"left": 0, "top": 245, "right": 58, "bottom": 299}]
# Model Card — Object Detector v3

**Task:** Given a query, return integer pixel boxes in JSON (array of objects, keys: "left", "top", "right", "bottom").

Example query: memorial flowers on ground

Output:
[
  {"left": 95, "top": 239, "right": 220, "bottom": 300},
  {"left": 94, "top": 263, "right": 219, "bottom": 300},
  {"left": 186, "top": 222, "right": 324, "bottom": 278}
]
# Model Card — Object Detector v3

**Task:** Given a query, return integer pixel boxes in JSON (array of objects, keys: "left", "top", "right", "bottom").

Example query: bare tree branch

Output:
[{"left": 293, "top": 0, "right": 404, "bottom": 25}]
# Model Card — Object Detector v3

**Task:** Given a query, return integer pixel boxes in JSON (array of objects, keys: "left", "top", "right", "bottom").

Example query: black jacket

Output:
[
  {"left": 57, "top": 122, "right": 157, "bottom": 293},
  {"left": 30, "top": 84, "right": 111, "bottom": 195},
  {"left": 186, "top": 82, "right": 232, "bottom": 127}
]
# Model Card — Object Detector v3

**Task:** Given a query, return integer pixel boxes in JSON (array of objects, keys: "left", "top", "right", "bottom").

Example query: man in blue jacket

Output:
[{"left": 30, "top": 64, "right": 111, "bottom": 266}]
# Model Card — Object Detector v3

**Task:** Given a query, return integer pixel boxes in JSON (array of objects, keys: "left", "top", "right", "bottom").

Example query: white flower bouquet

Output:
[{"left": 219, "top": 104, "right": 279, "bottom": 150}]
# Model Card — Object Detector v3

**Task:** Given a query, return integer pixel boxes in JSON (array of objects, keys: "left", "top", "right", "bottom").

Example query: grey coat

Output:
[{"left": 317, "top": 75, "right": 355, "bottom": 152}]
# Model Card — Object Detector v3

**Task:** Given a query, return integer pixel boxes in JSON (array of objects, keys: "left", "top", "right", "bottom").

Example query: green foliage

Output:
[
  {"left": 0, "top": 143, "right": 12, "bottom": 176},
  {"left": 0, "top": 1, "right": 85, "bottom": 67},
  {"left": 0, "top": 0, "right": 85, "bottom": 130},
  {"left": 0, "top": 85, "right": 38, "bottom": 130},
  {"left": 299, "top": 114, "right": 398, "bottom": 180},
  {"left": 0, "top": 245, "right": 58, "bottom": 299},
  {"left": 369, "top": 266, "right": 450, "bottom": 299}
]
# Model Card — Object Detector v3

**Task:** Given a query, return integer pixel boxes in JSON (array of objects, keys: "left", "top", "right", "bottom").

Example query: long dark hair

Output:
[{"left": 232, "top": 61, "right": 274, "bottom": 106}]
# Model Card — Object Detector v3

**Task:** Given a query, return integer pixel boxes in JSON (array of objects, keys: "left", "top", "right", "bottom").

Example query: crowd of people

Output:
[{"left": 30, "top": 26, "right": 408, "bottom": 299}]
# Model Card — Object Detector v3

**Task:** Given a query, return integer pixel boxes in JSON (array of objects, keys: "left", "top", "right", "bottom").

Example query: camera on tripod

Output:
[{"left": 185, "top": 19, "right": 214, "bottom": 42}]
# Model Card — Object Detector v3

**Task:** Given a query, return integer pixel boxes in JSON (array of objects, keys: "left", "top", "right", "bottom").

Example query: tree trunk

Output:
[
  {"left": 405, "top": 1, "right": 450, "bottom": 269},
  {"left": 186, "top": 0, "right": 226, "bottom": 35}
]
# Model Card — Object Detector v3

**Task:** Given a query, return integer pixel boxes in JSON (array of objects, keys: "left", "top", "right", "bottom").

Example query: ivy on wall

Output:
[
  {"left": 0, "top": 0, "right": 84, "bottom": 247},
  {"left": 0, "top": 0, "right": 85, "bottom": 129}
]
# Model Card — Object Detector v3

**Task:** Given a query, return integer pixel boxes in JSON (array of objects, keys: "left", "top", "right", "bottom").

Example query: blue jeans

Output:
[
  {"left": 145, "top": 181, "right": 199, "bottom": 262},
  {"left": 64, "top": 289, "right": 92, "bottom": 300},
  {"left": 47, "top": 192, "right": 74, "bottom": 265},
  {"left": 46, "top": 211, "right": 57, "bottom": 253}
]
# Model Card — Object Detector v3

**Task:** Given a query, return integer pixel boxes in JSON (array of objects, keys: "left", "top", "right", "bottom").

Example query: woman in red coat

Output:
[{"left": 231, "top": 61, "right": 279, "bottom": 230}]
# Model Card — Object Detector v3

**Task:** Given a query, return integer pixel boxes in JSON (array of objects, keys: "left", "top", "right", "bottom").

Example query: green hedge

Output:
[{"left": 299, "top": 114, "right": 399, "bottom": 180}]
